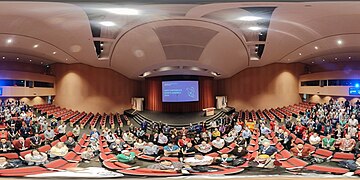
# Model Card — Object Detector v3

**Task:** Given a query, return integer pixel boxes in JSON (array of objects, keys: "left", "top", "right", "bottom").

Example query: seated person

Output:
[
  {"left": 309, "top": 133, "right": 321, "bottom": 147},
  {"left": 81, "top": 147, "right": 95, "bottom": 163},
  {"left": 157, "top": 133, "right": 168, "bottom": 146},
  {"left": 338, "top": 156, "right": 360, "bottom": 171},
  {"left": 123, "top": 132, "right": 136, "bottom": 145},
  {"left": 259, "top": 141, "right": 277, "bottom": 157},
  {"left": 105, "top": 131, "right": 116, "bottom": 144},
  {"left": 230, "top": 146, "right": 248, "bottom": 158},
  {"left": 24, "top": 149, "right": 48, "bottom": 165},
  {"left": 212, "top": 137, "right": 225, "bottom": 152},
  {"left": 184, "top": 153, "right": 213, "bottom": 167},
  {"left": 30, "top": 133, "right": 43, "bottom": 148},
  {"left": 13, "top": 137, "right": 30, "bottom": 152},
  {"left": 290, "top": 144, "right": 311, "bottom": 160},
  {"left": 109, "top": 139, "right": 126, "bottom": 154},
  {"left": 260, "top": 124, "right": 271, "bottom": 136},
  {"left": 178, "top": 136, "right": 191, "bottom": 147},
  {"left": 179, "top": 142, "right": 197, "bottom": 162},
  {"left": 44, "top": 127, "right": 55, "bottom": 144},
  {"left": 339, "top": 134, "right": 356, "bottom": 152},
  {"left": 142, "top": 142, "right": 160, "bottom": 157},
  {"left": 49, "top": 142, "right": 68, "bottom": 158},
  {"left": 163, "top": 142, "right": 180, "bottom": 157},
  {"left": 89, "top": 140, "right": 100, "bottom": 156},
  {"left": 106, "top": 150, "right": 136, "bottom": 164},
  {"left": 64, "top": 136, "right": 76, "bottom": 150},
  {"left": 214, "top": 153, "right": 234, "bottom": 167},
  {"left": 0, "top": 138, "right": 13, "bottom": 152},
  {"left": 278, "top": 132, "right": 293, "bottom": 150},
  {"left": 134, "top": 138, "right": 146, "bottom": 150},
  {"left": 0, "top": 157, "right": 16, "bottom": 169},
  {"left": 354, "top": 141, "right": 360, "bottom": 155},
  {"left": 223, "top": 134, "right": 235, "bottom": 145},
  {"left": 89, "top": 133, "right": 99, "bottom": 144},
  {"left": 253, "top": 154, "right": 275, "bottom": 169},
  {"left": 196, "top": 141, "right": 212, "bottom": 154},
  {"left": 148, "top": 160, "right": 184, "bottom": 172},
  {"left": 321, "top": 134, "right": 335, "bottom": 151},
  {"left": 89, "top": 128, "right": 100, "bottom": 140},
  {"left": 212, "top": 128, "right": 221, "bottom": 138}
]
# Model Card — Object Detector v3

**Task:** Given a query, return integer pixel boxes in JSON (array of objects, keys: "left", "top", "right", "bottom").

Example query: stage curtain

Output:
[{"left": 145, "top": 77, "right": 215, "bottom": 113}]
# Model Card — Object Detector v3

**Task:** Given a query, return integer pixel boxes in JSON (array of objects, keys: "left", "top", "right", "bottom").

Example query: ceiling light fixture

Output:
[
  {"left": 41, "top": 62, "right": 43, "bottom": 64},
  {"left": 33, "top": 44, "right": 39, "bottom": 48},
  {"left": 323, "top": 59, "right": 326, "bottom": 61},
  {"left": 29, "top": 59, "right": 32, "bottom": 62},
  {"left": 337, "top": 40, "right": 343, "bottom": 45},
  {"left": 16, "top": 57, "right": 19, "bottom": 60},
  {"left": 53, "top": 51, "right": 56, "bottom": 55},
  {"left": 314, "top": 46, "right": 318, "bottom": 50},
  {"left": 299, "top": 53, "right": 302, "bottom": 56},
  {"left": 311, "top": 62, "right": 314, "bottom": 64},
  {"left": 248, "top": 26, "right": 262, "bottom": 31},
  {"left": 349, "top": 56, "right": 351, "bottom": 59},
  {"left": 2, "top": 57, "right": 5, "bottom": 59},
  {"left": 99, "top": 21, "right": 116, "bottom": 27},
  {"left": 103, "top": 8, "right": 140, "bottom": 15},
  {"left": 237, "top": 16, "right": 263, "bottom": 21},
  {"left": 334, "top": 57, "right": 337, "bottom": 60},
  {"left": 6, "top": 39, "right": 12, "bottom": 44}
]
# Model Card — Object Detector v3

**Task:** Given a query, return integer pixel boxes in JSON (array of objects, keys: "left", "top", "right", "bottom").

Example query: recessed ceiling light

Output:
[
  {"left": 248, "top": 26, "right": 262, "bottom": 31},
  {"left": 2, "top": 57, "right": 5, "bottom": 59},
  {"left": 323, "top": 59, "right": 326, "bottom": 61},
  {"left": 33, "top": 44, "right": 39, "bottom": 48},
  {"left": 311, "top": 61, "right": 314, "bottom": 63},
  {"left": 99, "top": 21, "right": 116, "bottom": 27},
  {"left": 314, "top": 46, "right": 318, "bottom": 50},
  {"left": 334, "top": 57, "right": 337, "bottom": 60},
  {"left": 349, "top": 56, "right": 351, "bottom": 59},
  {"left": 6, "top": 39, "right": 12, "bottom": 44},
  {"left": 40, "top": 62, "right": 43, "bottom": 64},
  {"left": 65, "top": 58, "right": 68, "bottom": 61},
  {"left": 16, "top": 57, "right": 19, "bottom": 60},
  {"left": 287, "top": 59, "right": 290, "bottom": 61},
  {"left": 103, "top": 8, "right": 140, "bottom": 15},
  {"left": 337, "top": 40, "right": 343, "bottom": 45},
  {"left": 237, "top": 16, "right": 263, "bottom": 21},
  {"left": 299, "top": 53, "right": 302, "bottom": 56},
  {"left": 52, "top": 51, "right": 56, "bottom": 55},
  {"left": 29, "top": 59, "right": 32, "bottom": 62}
]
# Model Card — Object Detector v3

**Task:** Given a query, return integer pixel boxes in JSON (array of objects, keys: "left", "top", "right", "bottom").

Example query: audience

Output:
[
  {"left": 24, "top": 149, "right": 48, "bottom": 166},
  {"left": 49, "top": 142, "right": 68, "bottom": 159}
]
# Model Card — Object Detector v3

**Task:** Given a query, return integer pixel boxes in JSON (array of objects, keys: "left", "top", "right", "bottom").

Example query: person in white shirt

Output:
[
  {"left": 56, "top": 122, "right": 66, "bottom": 139},
  {"left": 212, "top": 137, "right": 225, "bottom": 152},
  {"left": 349, "top": 115, "right": 359, "bottom": 127},
  {"left": 184, "top": 153, "right": 213, "bottom": 167},
  {"left": 309, "top": 133, "right": 321, "bottom": 147},
  {"left": 234, "top": 123, "right": 242, "bottom": 135},
  {"left": 157, "top": 133, "right": 168, "bottom": 146}
]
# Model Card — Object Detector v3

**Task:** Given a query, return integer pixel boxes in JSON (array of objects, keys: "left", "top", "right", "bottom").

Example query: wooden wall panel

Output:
[
  {"left": 216, "top": 63, "right": 305, "bottom": 110},
  {"left": 52, "top": 63, "right": 142, "bottom": 113}
]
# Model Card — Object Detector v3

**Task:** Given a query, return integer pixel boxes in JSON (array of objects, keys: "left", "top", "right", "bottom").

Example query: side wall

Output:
[
  {"left": 217, "top": 63, "right": 305, "bottom": 110},
  {"left": 52, "top": 63, "right": 142, "bottom": 113}
]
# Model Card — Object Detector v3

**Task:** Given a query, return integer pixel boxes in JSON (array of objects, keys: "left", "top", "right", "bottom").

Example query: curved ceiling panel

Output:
[{"left": 110, "top": 19, "right": 248, "bottom": 79}]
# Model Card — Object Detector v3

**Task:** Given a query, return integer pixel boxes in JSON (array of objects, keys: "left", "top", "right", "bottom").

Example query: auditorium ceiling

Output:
[{"left": 1, "top": 1, "right": 360, "bottom": 79}]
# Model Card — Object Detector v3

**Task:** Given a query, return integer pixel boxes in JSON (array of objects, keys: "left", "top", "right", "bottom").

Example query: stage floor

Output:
[{"left": 138, "top": 109, "right": 222, "bottom": 125}]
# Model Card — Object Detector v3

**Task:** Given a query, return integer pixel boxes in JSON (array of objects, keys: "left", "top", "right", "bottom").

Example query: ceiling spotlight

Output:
[
  {"left": 103, "top": 8, "right": 140, "bottom": 15},
  {"left": 40, "top": 62, "right": 43, "bottom": 64},
  {"left": 314, "top": 46, "right": 318, "bottom": 50},
  {"left": 299, "top": 53, "right": 302, "bottom": 56},
  {"left": 311, "top": 62, "right": 314, "bottom": 64},
  {"left": 6, "top": 39, "right": 12, "bottom": 44},
  {"left": 99, "top": 21, "right": 116, "bottom": 27},
  {"left": 323, "top": 59, "right": 326, "bottom": 61},
  {"left": 334, "top": 57, "right": 337, "bottom": 60},
  {"left": 16, "top": 57, "right": 19, "bottom": 60},
  {"left": 29, "top": 59, "right": 32, "bottom": 62},
  {"left": 337, "top": 40, "right": 343, "bottom": 45},
  {"left": 349, "top": 56, "right": 352, "bottom": 59},
  {"left": 237, "top": 16, "right": 263, "bottom": 21},
  {"left": 248, "top": 26, "right": 262, "bottom": 31},
  {"left": 2, "top": 57, "right": 5, "bottom": 59},
  {"left": 33, "top": 44, "right": 39, "bottom": 48},
  {"left": 52, "top": 51, "right": 56, "bottom": 55},
  {"left": 65, "top": 58, "right": 68, "bottom": 61}
]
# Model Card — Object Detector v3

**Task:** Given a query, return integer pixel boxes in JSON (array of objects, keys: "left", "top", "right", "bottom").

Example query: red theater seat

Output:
[
  {"left": 280, "top": 157, "right": 308, "bottom": 169},
  {"left": 38, "top": 145, "right": 51, "bottom": 153},
  {"left": 63, "top": 151, "right": 81, "bottom": 162},
  {"left": 305, "top": 164, "right": 349, "bottom": 174},
  {"left": 331, "top": 152, "right": 355, "bottom": 162},
  {"left": 275, "top": 150, "right": 292, "bottom": 160},
  {"left": 312, "top": 148, "right": 333, "bottom": 159}
]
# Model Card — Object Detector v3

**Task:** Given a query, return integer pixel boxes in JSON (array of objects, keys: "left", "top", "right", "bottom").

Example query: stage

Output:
[{"left": 138, "top": 109, "right": 221, "bottom": 125}]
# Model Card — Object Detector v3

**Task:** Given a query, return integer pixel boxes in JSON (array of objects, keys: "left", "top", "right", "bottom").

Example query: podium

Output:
[
  {"left": 202, "top": 107, "right": 215, "bottom": 116},
  {"left": 131, "top": 97, "right": 144, "bottom": 111}
]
